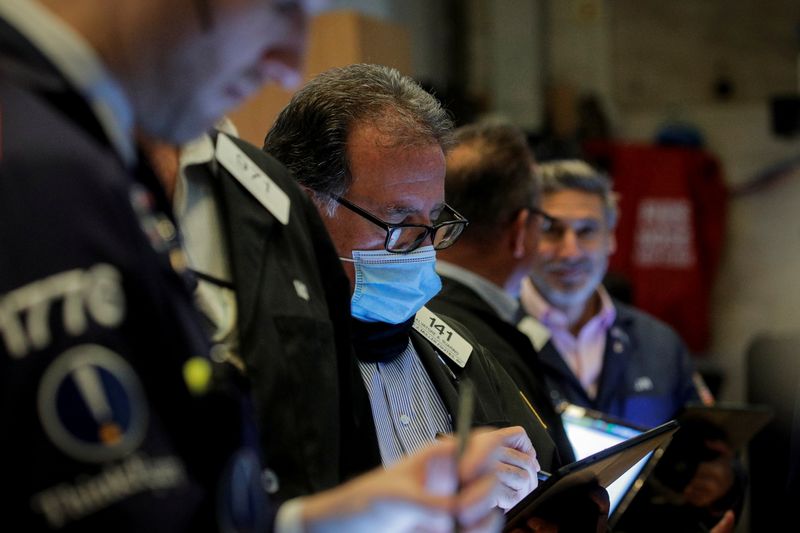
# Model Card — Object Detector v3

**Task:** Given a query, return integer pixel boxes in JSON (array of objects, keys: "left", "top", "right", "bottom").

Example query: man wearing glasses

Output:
[
  {"left": 265, "top": 64, "right": 558, "bottom": 511},
  {"left": 517, "top": 160, "right": 741, "bottom": 532},
  {"left": 427, "top": 121, "right": 612, "bottom": 531},
  {"left": 429, "top": 120, "right": 575, "bottom": 465}
]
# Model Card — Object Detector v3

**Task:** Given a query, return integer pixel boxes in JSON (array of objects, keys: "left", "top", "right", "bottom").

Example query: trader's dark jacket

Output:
[
  {"left": 536, "top": 301, "right": 700, "bottom": 429},
  {"left": 202, "top": 136, "right": 361, "bottom": 499},
  {"left": 429, "top": 276, "right": 575, "bottom": 465},
  {"left": 0, "top": 19, "right": 269, "bottom": 532},
  {"left": 416, "top": 315, "right": 563, "bottom": 472}
]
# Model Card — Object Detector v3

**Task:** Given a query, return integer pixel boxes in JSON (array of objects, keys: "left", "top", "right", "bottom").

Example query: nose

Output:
[
  {"left": 422, "top": 230, "right": 436, "bottom": 248},
  {"left": 556, "top": 229, "right": 581, "bottom": 259}
]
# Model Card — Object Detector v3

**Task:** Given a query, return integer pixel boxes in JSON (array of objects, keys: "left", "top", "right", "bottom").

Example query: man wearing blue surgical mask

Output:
[{"left": 266, "top": 64, "right": 568, "bottom": 513}]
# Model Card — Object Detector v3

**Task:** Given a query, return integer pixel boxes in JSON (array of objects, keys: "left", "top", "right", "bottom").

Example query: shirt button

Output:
[
  {"left": 399, "top": 414, "right": 411, "bottom": 426},
  {"left": 262, "top": 468, "right": 280, "bottom": 494},
  {"left": 210, "top": 343, "right": 229, "bottom": 363},
  {"left": 156, "top": 218, "right": 177, "bottom": 241},
  {"left": 169, "top": 248, "right": 188, "bottom": 272},
  {"left": 613, "top": 341, "right": 624, "bottom": 353}
]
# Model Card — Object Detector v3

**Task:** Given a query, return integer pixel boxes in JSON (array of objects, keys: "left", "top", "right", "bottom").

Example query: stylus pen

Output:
[{"left": 454, "top": 378, "right": 475, "bottom": 533}]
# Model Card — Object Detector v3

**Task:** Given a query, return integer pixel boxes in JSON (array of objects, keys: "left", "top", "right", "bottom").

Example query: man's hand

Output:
[
  {"left": 299, "top": 428, "right": 506, "bottom": 533},
  {"left": 475, "top": 426, "right": 540, "bottom": 510},
  {"left": 683, "top": 440, "right": 735, "bottom": 508},
  {"left": 709, "top": 510, "right": 736, "bottom": 533}
]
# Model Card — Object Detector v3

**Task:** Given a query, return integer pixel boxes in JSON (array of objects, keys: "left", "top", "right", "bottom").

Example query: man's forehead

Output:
[
  {"left": 383, "top": 200, "right": 446, "bottom": 216},
  {"left": 542, "top": 193, "right": 605, "bottom": 224},
  {"left": 543, "top": 190, "right": 603, "bottom": 211},
  {"left": 347, "top": 178, "right": 445, "bottom": 219}
]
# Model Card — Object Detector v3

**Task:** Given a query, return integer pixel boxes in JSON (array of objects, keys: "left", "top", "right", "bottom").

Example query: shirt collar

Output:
[
  {"left": 436, "top": 260, "right": 520, "bottom": 324},
  {"left": 520, "top": 277, "right": 617, "bottom": 331},
  {"left": 180, "top": 133, "right": 216, "bottom": 168},
  {"left": 179, "top": 124, "right": 236, "bottom": 168},
  {"left": 595, "top": 286, "right": 617, "bottom": 329},
  {"left": 173, "top": 133, "right": 232, "bottom": 283},
  {"left": 0, "top": 0, "right": 136, "bottom": 166}
]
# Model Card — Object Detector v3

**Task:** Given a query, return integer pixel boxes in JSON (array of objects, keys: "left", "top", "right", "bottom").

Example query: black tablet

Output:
[
  {"left": 503, "top": 419, "right": 679, "bottom": 531},
  {"left": 558, "top": 404, "right": 670, "bottom": 528},
  {"left": 679, "top": 402, "right": 773, "bottom": 451}
]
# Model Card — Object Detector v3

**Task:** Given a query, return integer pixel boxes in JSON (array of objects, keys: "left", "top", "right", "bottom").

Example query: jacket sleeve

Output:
[{"left": 480, "top": 346, "right": 565, "bottom": 471}]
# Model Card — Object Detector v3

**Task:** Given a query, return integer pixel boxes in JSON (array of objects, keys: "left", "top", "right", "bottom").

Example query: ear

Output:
[
  {"left": 510, "top": 209, "right": 531, "bottom": 259},
  {"left": 608, "top": 231, "right": 617, "bottom": 255}
]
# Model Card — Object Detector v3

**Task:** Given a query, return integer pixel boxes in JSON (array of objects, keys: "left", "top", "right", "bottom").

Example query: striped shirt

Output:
[{"left": 359, "top": 339, "right": 453, "bottom": 467}]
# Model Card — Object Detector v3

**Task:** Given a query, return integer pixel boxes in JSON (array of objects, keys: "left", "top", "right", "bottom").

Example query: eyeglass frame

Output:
[{"left": 329, "top": 194, "right": 469, "bottom": 253}]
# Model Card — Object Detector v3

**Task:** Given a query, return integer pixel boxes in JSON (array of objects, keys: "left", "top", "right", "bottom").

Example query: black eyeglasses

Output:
[{"left": 331, "top": 195, "right": 469, "bottom": 253}]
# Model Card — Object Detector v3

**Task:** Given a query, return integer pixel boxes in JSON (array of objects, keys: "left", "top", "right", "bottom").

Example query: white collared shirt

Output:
[
  {"left": 174, "top": 134, "right": 239, "bottom": 356},
  {"left": 359, "top": 339, "right": 453, "bottom": 467},
  {"left": 0, "top": 0, "right": 136, "bottom": 166}
]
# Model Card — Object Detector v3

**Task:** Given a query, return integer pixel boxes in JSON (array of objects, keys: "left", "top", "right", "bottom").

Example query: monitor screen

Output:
[{"left": 560, "top": 405, "right": 652, "bottom": 516}]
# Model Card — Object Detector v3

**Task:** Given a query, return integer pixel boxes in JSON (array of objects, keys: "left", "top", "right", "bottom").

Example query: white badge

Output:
[
  {"left": 413, "top": 307, "right": 472, "bottom": 368},
  {"left": 517, "top": 316, "right": 552, "bottom": 351},
  {"left": 215, "top": 134, "right": 290, "bottom": 225}
]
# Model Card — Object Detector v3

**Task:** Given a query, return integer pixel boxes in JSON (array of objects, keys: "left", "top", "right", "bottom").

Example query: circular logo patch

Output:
[{"left": 37, "top": 345, "right": 149, "bottom": 463}]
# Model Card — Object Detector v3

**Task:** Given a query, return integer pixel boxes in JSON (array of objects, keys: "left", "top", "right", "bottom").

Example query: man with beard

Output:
[
  {"left": 520, "top": 160, "right": 699, "bottom": 426},
  {"left": 518, "top": 160, "right": 741, "bottom": 532}
]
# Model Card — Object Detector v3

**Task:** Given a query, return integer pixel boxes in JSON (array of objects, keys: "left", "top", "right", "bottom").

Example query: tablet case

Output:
[{"left": 504, "top": 419, "right": 679, "bottom": 531}]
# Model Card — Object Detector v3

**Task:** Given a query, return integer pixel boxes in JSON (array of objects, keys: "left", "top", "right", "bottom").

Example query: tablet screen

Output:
[
  {"left": 503, "top": 416, "right": 678, "bottom": 531},
  {"left": 560, "top": 405, "right": 651, "bottom": 517}
]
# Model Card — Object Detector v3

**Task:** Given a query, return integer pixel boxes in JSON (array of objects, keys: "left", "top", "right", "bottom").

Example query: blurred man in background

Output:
[{"left": 519, "top": 160, "right": 741, "bottom": 532}]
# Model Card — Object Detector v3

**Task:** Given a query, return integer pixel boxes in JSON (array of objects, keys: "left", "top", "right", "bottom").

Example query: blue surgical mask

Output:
[{"left": 341, "top": 245, "right": 442, "bottom": 324}]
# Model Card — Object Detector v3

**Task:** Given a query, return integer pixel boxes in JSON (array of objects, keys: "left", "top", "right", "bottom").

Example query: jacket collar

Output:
[
  {"left": 174, "top": 134, "right": 233, "bottom": 285},
  {"left": 211, "top": 136, "right": 281, "bottom": 331},
  {"left": 536, "top": 299, "right": 636, "bottom": 409},
  {"left": 437, "top": 261, "right": 520, "bottom": 324}
]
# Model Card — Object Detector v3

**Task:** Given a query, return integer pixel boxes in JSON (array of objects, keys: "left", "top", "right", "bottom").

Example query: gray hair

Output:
[
  {"left": 263, "top": 64, "right": 453, "bottom": 213},
  {"left": 445, "top": 119, "right": 537, "bottom": 244},
  {"left": 535, "top": 160, "right": 618, "bottom": 228}
]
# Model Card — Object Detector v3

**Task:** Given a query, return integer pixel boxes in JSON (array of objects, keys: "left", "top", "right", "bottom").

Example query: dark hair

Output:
[
  {"left": 264, "top": 64, "right": 453, "bottom": 213},
  {"left": 444, "top": 119, "right": 537, "bottom": 244},
  {"left": 535, "top": 160, "right": 618, "bottom": 228}
]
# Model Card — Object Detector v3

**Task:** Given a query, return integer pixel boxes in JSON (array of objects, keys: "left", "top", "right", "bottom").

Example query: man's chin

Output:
[{"left": 546, "top": 287, "right": 591, "bottom": 309}]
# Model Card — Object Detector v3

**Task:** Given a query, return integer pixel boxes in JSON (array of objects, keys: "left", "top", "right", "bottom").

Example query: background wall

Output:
[{"left": 602, "top": 0, "right": 800, "bottom": 404}]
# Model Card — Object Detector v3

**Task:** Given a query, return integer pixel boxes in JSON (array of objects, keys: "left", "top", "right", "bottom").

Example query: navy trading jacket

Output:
[{"left": 0, "top": 17, "right": 270, "bottom": 533}]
